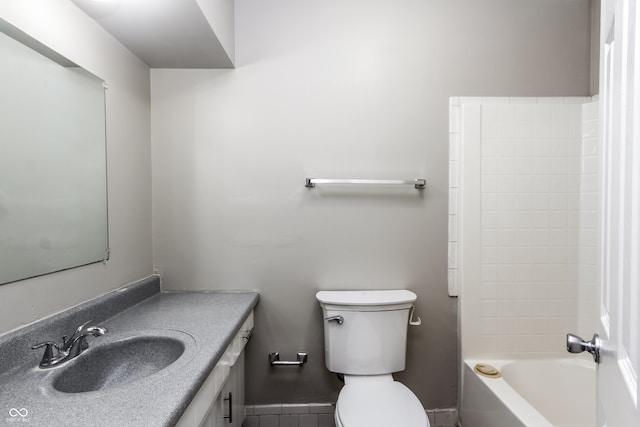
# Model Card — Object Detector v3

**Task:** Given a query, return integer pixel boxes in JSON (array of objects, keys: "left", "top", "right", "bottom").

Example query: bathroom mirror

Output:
[{"left": 0, "top": 19, "right": 109, "bottom": 285}]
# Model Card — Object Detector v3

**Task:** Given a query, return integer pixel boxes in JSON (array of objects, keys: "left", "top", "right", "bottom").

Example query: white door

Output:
[{"left": 597, "top": 0, "right": 640, "bottom": 425}]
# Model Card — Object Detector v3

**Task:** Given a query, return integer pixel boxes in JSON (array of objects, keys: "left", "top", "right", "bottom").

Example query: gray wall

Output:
[
  {"left": 0, "top": 1, "right": 152, "bottom": 336},
  {"left": 151, "top": 0, "right": 593, "bottom": 408}
]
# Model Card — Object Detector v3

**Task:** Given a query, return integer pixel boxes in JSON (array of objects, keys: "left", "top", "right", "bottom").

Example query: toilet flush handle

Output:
[{"left": 325, "top": 315, "right": 344, "bottom": 324}]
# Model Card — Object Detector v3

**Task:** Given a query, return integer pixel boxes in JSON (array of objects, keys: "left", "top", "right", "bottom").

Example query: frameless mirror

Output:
[{"left": 0, "top": 19, "right": 109, "bottom": 285}]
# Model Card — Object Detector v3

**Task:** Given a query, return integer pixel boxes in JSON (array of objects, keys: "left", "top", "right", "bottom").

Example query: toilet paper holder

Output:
[{"left": 269, "top": 352, "right": 307, "bottom": 366}]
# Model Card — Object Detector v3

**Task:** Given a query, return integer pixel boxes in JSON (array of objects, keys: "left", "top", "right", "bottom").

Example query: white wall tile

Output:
[
  {"left": 536, "top": 97, "right": 565, "bottom": 104},
  {"left": 458, "top": 98, "right": 587, "bottom": 356},
  {"left": 582, "top": 101, "right": 598, "bottom": 120},
  {"left": 510, "top": 97, "right": 538, "bottom": 104},
  {"left": 448, "top": 242, "right": 458, "bottom": 268},
  {"left": 548, "top": 158, "right": 569, "bottom": 174},
  {"left": 318, "top": 414, "right": 335, "bottom": 427},
  {"left": 481, "top": 120, "right": 503, "bottom": 139},
  {"left": 458, "top": 96, "right": 483, "bottom": 104},
  {"left": 448, "top": 215, "right": 458, "bottom": 241},
  {"left": 495, "top": 194, "right": 518, "bottom": 210},
  {"left": 533, "top": 104, "right": 553, "bottom": 121},
  {"left": 449, "top": 105, "right": 461, "bottom": 132},
  {"left": 481, "top": 175, "right": 498, "bottom": 192},
  {"left": 504, "top": 121, "right": 533, "bottom": 138},
  {"left": 496, "top": 178, "right": 518, "bottom": 193},
  {"left": 449, "top": 133, "right": 460, "bottom": 160},
  {"left": 447, "top": 269, "right": 458, "bottom": 297},
  {"left": 449, "top": 161, "right": 458, "bottom": 187},
  {"left": 582, "top": 156, "right": 598, "bottom": 174},
  {"left": 426, "top": 410, "right": 436, "bottom": 426},
  {"left": 582, "top": 119, "right": 598, "bottom": 138},
  {"left": 582, "top": 137, "right": 598, "bottom": 156},
  {"left": 534, "top": 157, "right": 551, "bottom": 174},
  {"left": 562, "top": 96, "right": 592, "bottom": 104},
  {"left": 549, "top": 176, "right": 568, "bottom": 193},
  {"left": 481, "top": 211, "right": 498, "bottom": 228},
  {"left": 298, "top": 414, "right": 319, "bottom": 427},
  {"left": 447, "top": 112, "right": 459, "bottom": 295},
  {"left": 481, "top": 229, "right": 497, "bottom": 246},
  {"left": 480, "top": 283, "right": 498, "bottom": 299},
  {"left": 456, "top": 97, "right": 596, "bottom": 358},
  {"left": 280, "top": 414, "right": 300, "bottom": 427},
  {"left": 481, "top": 96, "right": 510, "bottom": 104},
  {"left": 244, "top": 415, "right": 260, "bottom": 427},
  {"left": 434, "top": 408, "right": 458, "bottom": 427},
  {"left": 260, "top": 415, "right": 280, "bottom": 427},
  {"left": 515, "top": 104, "right": 535, "bottom": 120},
  {"left": 581, "top": 174, "right": 598, "bottom": 192}
]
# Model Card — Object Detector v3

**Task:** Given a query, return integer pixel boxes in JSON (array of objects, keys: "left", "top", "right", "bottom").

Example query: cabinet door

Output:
[
  {"left": 181, "top": 311, "right": 253, "bottom": 427},
  {"left": 220, "top": 353, "right": 245, "bottom": 427},
  {"left": 217, "top": 387, "right": 232, "bottom": 427},
  {"left": 200, "top": 401, "right": 218, "bottom": 427},
  {"left": 230, "top": 352, "right": 245, "bottom": 427},
  {"left": 209, "top": 354, "right": 245, "bottom": 427}
]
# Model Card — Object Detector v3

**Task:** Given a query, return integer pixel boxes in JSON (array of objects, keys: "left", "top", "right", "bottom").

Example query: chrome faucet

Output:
[{"left": 31, "top": 321, "right": 108, "bottom": 368}]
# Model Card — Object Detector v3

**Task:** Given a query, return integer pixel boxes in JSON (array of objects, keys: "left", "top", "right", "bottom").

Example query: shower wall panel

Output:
[{"left": 451, "top": 97, "right": 597, "bottom": 358}]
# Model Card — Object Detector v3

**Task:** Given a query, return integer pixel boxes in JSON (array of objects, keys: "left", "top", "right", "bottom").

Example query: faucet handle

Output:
[
  {"left": 31, "top": 341, "right": 58, "bottom": 350},
  {"left": 31, "top": 341, "right": 62, "bottom": 367}
]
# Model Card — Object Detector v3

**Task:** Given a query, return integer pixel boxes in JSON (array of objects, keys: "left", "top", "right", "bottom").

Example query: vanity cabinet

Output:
[
  {"left": 176, "top": 311, "right": 253, "bottom": 427},
  {"left": 205, "top": 351, "right": 245, "bottom": 427}
]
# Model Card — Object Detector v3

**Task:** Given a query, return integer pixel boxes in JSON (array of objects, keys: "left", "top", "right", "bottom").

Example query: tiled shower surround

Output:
[
  {"left": 449, "top": 96, "right": 598, "bottom": 358},
  {"left": 242, "top": 404, "right": 458, "bottom": 427}
]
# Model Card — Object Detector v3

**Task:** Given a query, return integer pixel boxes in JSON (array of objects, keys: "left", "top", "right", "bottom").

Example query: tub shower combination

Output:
[{"left": 449, "top": 97, "right": 599, "bottom": 426}]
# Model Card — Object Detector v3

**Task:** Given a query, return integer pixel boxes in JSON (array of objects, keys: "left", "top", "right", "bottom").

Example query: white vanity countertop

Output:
[{"left": 0, "top": 276, "right": 259, "bottom": 426}]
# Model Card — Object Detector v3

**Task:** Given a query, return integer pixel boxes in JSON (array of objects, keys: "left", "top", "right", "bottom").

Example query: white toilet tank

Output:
[{"left": 316, "top": 290, "right": 417, "bottom": 375}]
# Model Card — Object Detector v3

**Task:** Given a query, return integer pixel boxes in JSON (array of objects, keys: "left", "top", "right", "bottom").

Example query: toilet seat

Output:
[{"left": 335, "top": 380, "right": 429, "bottom": 427}]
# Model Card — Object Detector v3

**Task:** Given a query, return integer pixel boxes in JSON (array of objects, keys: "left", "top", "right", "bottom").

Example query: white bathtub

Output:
[{"left": 461, "top": 358, "right": 595, "bottom": 427}]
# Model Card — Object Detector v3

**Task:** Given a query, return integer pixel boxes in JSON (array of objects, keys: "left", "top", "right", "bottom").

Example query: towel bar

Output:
[{"left": 305, "top": 178, "right": 426, "bottom": 189}]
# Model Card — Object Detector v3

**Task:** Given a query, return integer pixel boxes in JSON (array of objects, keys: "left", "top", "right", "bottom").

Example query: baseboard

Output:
[
  {"left": 242, "top": 404, "right": 458, "bottom": 427},
  {"left": 427, "top": 408, "right": 458, "bottom": 427}
]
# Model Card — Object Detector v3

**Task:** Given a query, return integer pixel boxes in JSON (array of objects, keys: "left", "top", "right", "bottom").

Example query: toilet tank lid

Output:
[{"left": 316, "top": 290, "right": 417, "bottom": 306}]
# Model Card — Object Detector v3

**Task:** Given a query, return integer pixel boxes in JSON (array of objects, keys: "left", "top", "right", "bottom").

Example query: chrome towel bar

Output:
[{"left": 305, "top": 178, "right": 426, "bottom": 189}]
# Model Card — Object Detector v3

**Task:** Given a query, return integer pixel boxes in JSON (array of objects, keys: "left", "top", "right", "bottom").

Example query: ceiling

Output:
[{"left": 71, "top": 0, "right": 234, "bottom": 68}]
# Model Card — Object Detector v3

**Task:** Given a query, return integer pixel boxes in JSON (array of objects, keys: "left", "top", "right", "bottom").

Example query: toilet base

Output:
[{"left": 334, "top": 375, "right": 429, "bottom": 427}]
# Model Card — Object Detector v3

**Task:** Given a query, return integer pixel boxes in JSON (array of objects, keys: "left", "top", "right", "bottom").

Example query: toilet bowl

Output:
[
  {"left": 335, "top": 375, "right": 428, "bottom": 427},
  {"left": 316, "top": 290, "right": 430, "bottom": 427}
]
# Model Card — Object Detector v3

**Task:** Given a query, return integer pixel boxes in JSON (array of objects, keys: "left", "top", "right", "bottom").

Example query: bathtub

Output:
[{"left": 460, "top": 358, "right": 595, "bottom": 427}]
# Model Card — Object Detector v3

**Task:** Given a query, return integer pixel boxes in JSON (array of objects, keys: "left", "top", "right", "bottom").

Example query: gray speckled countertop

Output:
[{"left": 0, "top": 277, "right": 259, "bottom": 427}]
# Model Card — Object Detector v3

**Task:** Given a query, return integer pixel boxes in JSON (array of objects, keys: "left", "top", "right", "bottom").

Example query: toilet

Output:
[{"left": 316, "top": 290, "right": 429, "bottom": 427}]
